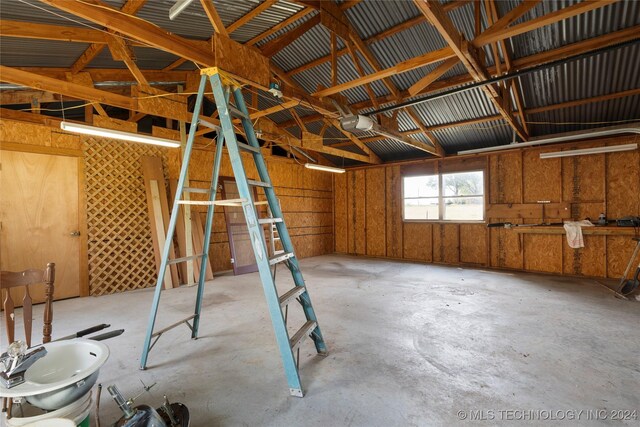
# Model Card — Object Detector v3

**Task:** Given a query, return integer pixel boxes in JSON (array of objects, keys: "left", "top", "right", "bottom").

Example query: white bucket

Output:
[{"left": 5, "top": 391, "right": 92, "bottom": 427}]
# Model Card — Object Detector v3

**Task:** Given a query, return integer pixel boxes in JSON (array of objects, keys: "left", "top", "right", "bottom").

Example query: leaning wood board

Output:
[{"left": 140, "top": 156, "right": 179, "bottom": 288}]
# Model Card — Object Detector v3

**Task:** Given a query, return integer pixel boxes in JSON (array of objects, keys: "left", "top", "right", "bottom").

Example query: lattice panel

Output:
[{"left": 83, "top": 137, "right": 167, "bottom": 295}]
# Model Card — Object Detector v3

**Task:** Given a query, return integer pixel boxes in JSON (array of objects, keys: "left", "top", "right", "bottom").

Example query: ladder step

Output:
[
  {"left": 247, "top": 179, "right": 271, "bottom": 188},
  {"left": 183, "top": 187, "right": 210, "bottom": 194},
  {"left": 198, "top": 118, "right": 220, "bottom": 130},
  {"left": 229, "top": 105, "right": 249, "bottom": 119},
  {"left": 269, "top": 251, "right": 294, "bottom": 265},
  {"left": 168, "top": 254, "right": 204, "bottom": 265},
  {"left": 290, "top": 320, "right": 317, "bottom": 353},
  {"left": 258, "top": 217, "right": 283, "bottom": 224},
  {"left": 178, "top": 198, "right": 247, "bottom": 206},
  {"left": 279, "top": 286, "right": 306, "bottom": 307},
  {"left": 238, "top": 142, "right": 261, "bottom": 154}
]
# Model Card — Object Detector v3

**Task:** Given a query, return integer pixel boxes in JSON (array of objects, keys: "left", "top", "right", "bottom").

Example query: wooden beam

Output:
[
  {"left": 227, "top": 0, "right": 277, "bottom": 34},
  {"left": 249, "top": 100, "right": 299, "bottom": 119},
  {"left": 349, "top": 25, "right": 640, "bottom": 112},
  {"left": 246, "top": 8, "right": 315, "bottom": 46},
  {"left": 408, "top": 57, "right": 459, "bottom": 96},
  {"left": 344, "top": 40, "right": 379, "bottom": 108},
  {"left": 404, "top": 108, "right": 445, "bottom": 156},
  {"left": 313, "top": 47, "right": 455, "bottom": 97},
  {"left": 260, "top": 14, "right": 321, "bottom": 57},
  {"left": 487, "top": 0, "right": 529, "bottom": 136},
  {"left": 105, "top": 34, "right": 150, "bottom": 88},
  {"left": 199, "top": 0, "right": 229, "bottom": 36},
  {"left": 40, "top": 0, "right": 215, "bottom": 66},
  {"left": 413, "top": 0, "right": 528, "bottom": 140},
  {"left": 286, "top": 1, "right": 470, "bottom": 76},
  {"left": 526, "top": 88, "right": 640, "bottom": 115},
  {"left": 483, "top": 0, "right": 540, "bottom": 35},
  {"left": 14, "top": 67, "right": 189, "bottom": 83},
  {"left": 0, "top": 20, "right": 107, "bottom": 44},
  {"left": 473, "top": 0, "right": 618, "bottom": 47},
  {"left": 70, "top": 0, "right": 146, "bottom": 74},
  {"left": 330, "top": 31, "right": 338, "bottom": 87}
]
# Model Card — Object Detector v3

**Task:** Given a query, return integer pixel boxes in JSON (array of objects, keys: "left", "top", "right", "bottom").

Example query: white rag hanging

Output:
[{"left": 563, "top": 220, "right": 594, "bottom": 249}]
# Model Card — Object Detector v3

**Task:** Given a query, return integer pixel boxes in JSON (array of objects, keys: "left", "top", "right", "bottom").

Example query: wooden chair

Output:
[{"left": 1, "top": 263, "right": 55, "bottom": 348}]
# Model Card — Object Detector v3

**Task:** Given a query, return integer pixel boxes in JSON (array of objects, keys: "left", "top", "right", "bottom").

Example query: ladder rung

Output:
[
  {"left": 274, "top": 249, "right": 285, "bottom": 255},
  {"left": 238, "top": 142, "right": 261, "bottom": 154},
  {"left": 229, "top": 105, "right": 249, "bottom": 119},
  {"left": 199, "top": 118, "right": 220, "bottom": 130},
  {"left": 269, "top": 251, "right": 294, "bottom": 265},
  {"left": 247, "top": 179, "right": 271, "bottom": 188},
  {"left": 279, "top": 286, "right": 306, "bottom": 307},
  {"left": 290, "top": 320, "right": 317, "bottom": 353},
  {"left": 183, "top": 187, "right": 210, "bottom": 194},
  {"left": 168, "top": 254, "right": 204, "bottom": 265},
  {"left": 178, "top": 198, "right": 247, "bottom": 206},
  {"left": 273, "top": 237, "right": 281, "bottom": 241},
  {"left": 259, "top": 217, "right": 283, "bottom": 224}
]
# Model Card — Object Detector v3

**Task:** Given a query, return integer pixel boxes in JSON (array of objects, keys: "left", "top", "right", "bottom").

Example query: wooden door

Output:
[{"left": 0, "top": 150, "right": 82, "bottom": 302}]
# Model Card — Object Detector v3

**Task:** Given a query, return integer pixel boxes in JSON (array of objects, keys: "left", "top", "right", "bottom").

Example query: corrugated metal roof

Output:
[{"left": 1, "top": 0, "right": 639, "bottom": 163}]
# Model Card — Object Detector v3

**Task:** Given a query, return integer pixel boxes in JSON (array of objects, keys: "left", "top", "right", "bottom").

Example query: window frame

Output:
[{"left": 402, "top": 169, "right": 486, "bottom": 223}]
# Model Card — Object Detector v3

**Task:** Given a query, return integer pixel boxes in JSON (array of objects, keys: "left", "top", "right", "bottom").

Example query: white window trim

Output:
[{"left": 402, "top": 170, "right": 486, "bottom": 223}]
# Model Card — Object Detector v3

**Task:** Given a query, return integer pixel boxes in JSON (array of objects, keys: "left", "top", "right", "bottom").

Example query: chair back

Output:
[{"left": 1, "top": 263, "right": 55, "bottom": 347}]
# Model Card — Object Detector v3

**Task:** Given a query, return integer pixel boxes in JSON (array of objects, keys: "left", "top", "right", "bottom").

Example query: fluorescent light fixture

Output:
[
  {"left": 169, "top": 0, "right": 196, "bottom": 20},
  {"left": 60, "top": 122, "right": 180, "bottom": 148},
  {"left": 304, "top": 163, "right": 345, "bottom": 174},
  {"left": 540, "top": 143, "right": 638, "bottom": 159},
  {"left": 458, "top": 125, "right": 640, "bottom": 155}
]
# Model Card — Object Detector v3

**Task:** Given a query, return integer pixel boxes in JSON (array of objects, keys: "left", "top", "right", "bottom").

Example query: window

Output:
[{"left": 403, "top": 171, "right": 484, "bottom": 221}]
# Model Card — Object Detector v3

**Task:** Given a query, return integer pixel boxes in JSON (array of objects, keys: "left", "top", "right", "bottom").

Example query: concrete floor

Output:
[{"left": 9, "top": 255, "right": 640, "bottom": 426}]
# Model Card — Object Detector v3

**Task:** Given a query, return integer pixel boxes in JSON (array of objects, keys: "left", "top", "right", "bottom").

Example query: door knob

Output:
[{"left": 70, "top": 231, "right": 81, "bottom": 237}]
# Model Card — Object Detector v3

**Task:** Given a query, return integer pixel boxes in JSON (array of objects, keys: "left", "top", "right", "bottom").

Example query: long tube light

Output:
[
  {"left": 458, "top": 125, "right": 640, "bottom": 155},
  {"left": 60, "top": 122, "right": 180, "bottom": 148},
  {"left": 304, "top": 163, "right": 345, "bottom": 174},
  {"left": 540, "top": 143, "right": 638, "bottom": 159},
  {"left": 169, "top": 0, "right": 196, "bottom": 20}
]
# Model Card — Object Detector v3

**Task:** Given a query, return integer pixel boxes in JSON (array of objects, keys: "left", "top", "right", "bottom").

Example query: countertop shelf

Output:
[{"left": 513, "top": 225, "right": 638, "bottom": 236}]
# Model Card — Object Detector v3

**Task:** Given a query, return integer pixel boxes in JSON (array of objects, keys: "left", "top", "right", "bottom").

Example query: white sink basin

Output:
[{"left": 0, "top": 339, "right": 109, "bottom": 410}]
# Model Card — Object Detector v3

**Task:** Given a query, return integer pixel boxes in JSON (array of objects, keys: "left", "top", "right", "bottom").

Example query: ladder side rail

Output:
[
  {"left": 140, "top": 74, "right": 209, "bottom": 369},
  {"left": 191, "top": 132, "right": 225, "bottom": 338},
  {"left": 212, "top": 75, "right": 304, "bottom": 395},
  {"left": 233, "top": 88, "right": 327, "bottom": 354}
]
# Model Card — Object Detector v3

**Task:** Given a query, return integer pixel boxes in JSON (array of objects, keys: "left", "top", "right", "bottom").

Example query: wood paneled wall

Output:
[
  {"left": 166, "top": 146, "right": 334, "bottom": 273},
  {"left": 334, "top": 136, "right": 640, "bottom": 280},
  {"left": 1, "top": 117, "right": 333, "bottom": 295}
]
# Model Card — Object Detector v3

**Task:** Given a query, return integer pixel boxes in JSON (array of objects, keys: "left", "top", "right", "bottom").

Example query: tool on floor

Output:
[
  {"left": 108, "top": 384, "right": 190, "bottom": 427},
  {"left": 617, "top": 237, "right": 640, "bottom": 295},
  {"left": 54, "top": 324, "right": 111, "bottom": 341},
  {"left": 139, "top": 67, "right": 328, "bottom": 397}
]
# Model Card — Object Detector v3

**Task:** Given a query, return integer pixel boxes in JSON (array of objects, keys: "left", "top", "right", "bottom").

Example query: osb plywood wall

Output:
[
  {"left": 1, "top": 117, "right": 333, "bottom": 296},
  {"left": 165, "top": 147, "right": 334, "bottom": 272},
  {"left": 334, "top": 136, "right": 640, "bottom": 279}
]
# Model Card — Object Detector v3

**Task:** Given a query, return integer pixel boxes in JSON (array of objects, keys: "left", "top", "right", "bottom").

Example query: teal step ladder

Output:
[{"left": 139, "top": 67, "right": 328, "bottom": 397}]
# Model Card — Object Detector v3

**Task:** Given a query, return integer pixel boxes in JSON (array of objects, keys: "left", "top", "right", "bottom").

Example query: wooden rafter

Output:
[
  {"left": 227, "top": 0, "right": 278, "bottom": 33},
  {"left": 313, "top": 47, "right": 455, "bottom": 97},
  {"left": 486, "top": 0, "right": 530, "bottom": 136},
  {"left": 246, "top": 7, "right": 315, "bottom": 46},
  {"left": 286, "top": 0, "right": 471, "bottom": 76},
  {"left": 199, "top": 0, "right": 229, "bottom": 36},
  {"left": 473, "top": 0, "right": 618, "bottom": 47},
  {"left": 69, "top": 0, "right": 146, "bottom": 74},
  {"left": 349, "top": 25, "right": 640, "bottom": 111},
  {"left": 105, "top": 34, "right": 150, "bottom": 88},
  {"left": 408, "top": 57, "right": 459, "bottom": 96},
  {"left": 260, "top": 14, "right": 321, "bottom": 57},
  {"left": 413, "top": 0, "right": 529, "bottom": 139}
]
